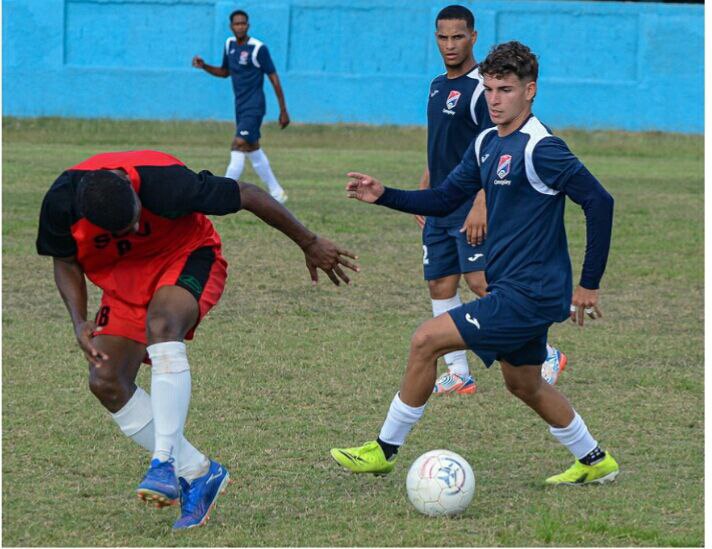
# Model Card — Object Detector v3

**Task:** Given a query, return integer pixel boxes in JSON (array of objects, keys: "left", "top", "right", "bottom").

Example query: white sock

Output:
[
  {"left": 247, "top": 149, "right": 284, "bottom": 195},
  {"left": 110, "top": 386, "right": 209, "bottom": 481},
  {"left": 431, "top": 295, "right": 470, "bottom": 376},
  {"left": 549, "top": 411, "right": 598, "bottom": 460},
  {"left": 378, "top": 393, "right": 426, "bottom": 446},
  {"left": 225, "top": 150, "right": 245, "bottom": 181},
  {"left": 148, "top": 341, "right": 192, "bottom": 464}
]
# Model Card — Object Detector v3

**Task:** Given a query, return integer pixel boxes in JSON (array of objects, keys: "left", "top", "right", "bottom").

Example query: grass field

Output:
[{"left": 2, "top": 117, "right": 704, "bottom": 546}]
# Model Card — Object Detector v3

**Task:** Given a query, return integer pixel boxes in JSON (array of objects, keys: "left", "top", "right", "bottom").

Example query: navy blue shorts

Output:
[
  {"left": 234, "top": 111, "right": 263, "bottom": 143},
  {"left": 422, "top": 223, "right": 486, "bottom": 280},
  {"left": 448, "top": 289, "right": 551, "bottom": 368}
]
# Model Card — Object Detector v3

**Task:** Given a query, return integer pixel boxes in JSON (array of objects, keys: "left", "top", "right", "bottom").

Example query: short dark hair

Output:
[
  {"left": 435, "top": 5, "right": 475, "bottom": 30},
  {"left": 76, "top": 170, "right": 137, "bottom": 232},
  {"left": 230, "top": 9, "right": 248, "bottom": 22},
  {"left": 479, "top": 41, "right": 539, "bottom": 82}
]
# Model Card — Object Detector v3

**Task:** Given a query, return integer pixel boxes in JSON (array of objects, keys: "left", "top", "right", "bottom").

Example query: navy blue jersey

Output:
[
  {"left": 221, "top": 36, "right": 276, "bottom": 115},
  {"left": 426, "top": 67, "right": 490, "bottom": 227},
  {"left": 378, "top": 115, "right": 614, "bottom": 322}
]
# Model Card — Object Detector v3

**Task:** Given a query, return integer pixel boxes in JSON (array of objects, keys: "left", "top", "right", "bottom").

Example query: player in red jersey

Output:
[{"left": 36, "top": 150, "right": 358, "bottom": 529}]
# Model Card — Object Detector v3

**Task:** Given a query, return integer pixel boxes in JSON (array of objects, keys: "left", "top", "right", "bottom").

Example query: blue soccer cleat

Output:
[
  {"left": 136, "top": 458, "right": 180, "bottom": 508},
  {"left": 173, "top": 460, "right": 231, "bottom": 530}
]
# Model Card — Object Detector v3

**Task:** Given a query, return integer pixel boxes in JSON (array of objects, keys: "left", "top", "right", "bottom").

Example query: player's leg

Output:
[
  {"left": 499, "top": 357, "right": 619, "bottom": 485},
  {"left": 331, "top": 313, "right": 467, "bottom": 473},
  {"left": 239, "top": 114, "right": 287, "bottom": 203},
  {"left": 226, "top": 108, "right": 248, "bottom": 181},
  {"left": 144, "top": 247, "right": 231, "bottom": 528},
  {"left": 424, "top": 224, "right": 474, "bottom": 395}
]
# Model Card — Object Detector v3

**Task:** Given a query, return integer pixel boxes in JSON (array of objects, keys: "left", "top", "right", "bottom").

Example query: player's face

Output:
[
  {"left": 231, "top": 15, "right": 249, "bottom": 39},
  {"left": 483, "top": 73, "right": 536, "bottom": 127},
  {"left": 435, "top": 19, "right": 476, "bottom": 69}
]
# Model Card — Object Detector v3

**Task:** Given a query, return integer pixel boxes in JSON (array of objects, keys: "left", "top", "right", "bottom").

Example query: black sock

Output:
[
  {"left": 579, "top": 446, "right": 605, "bottom": 465},
  {"left": 377, "top": 438, "right": 399, "bottom": 460}
]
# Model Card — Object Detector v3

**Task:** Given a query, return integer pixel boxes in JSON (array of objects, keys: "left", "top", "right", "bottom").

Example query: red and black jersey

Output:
[{"left": 36, "top": 150, "right": 241, "bottom": 306}]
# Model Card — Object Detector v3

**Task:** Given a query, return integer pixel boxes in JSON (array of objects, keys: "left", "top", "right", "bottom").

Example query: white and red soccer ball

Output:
[{"left": 406, "top": 449, "right": 476, "bottom": 517}]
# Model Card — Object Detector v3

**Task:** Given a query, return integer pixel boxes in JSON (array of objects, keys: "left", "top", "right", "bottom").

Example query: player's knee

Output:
[
  {"left": 88, "top": 368, "right": 126, "bottom": 411},
  {"left": 427, "top": 280, "right": 457, "bottom": 300},
  {"left": 504, "top": 375, "right": 542, "bottom": 402},
  {"left": 410, "top": 326, "right": 438, "bottom": 357},
  {"left": 145, "top": 311, "right": 185, "bottom": 342}
]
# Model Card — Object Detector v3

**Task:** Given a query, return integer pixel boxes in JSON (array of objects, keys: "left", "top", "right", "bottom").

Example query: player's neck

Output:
[
  {"left": 444, "top": 58, "right": 476, "bottom": 79},
  {"left": 236, "top": 35, "right": 249, "bottom": 45},
  {"left": 497, "top": 107, "right": 532, "bottom": 137}
]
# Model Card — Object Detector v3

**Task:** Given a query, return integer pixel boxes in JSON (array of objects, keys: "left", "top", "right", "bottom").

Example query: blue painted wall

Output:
[{"left": 3, "top": 0, "right": 704, "bottom": 133}]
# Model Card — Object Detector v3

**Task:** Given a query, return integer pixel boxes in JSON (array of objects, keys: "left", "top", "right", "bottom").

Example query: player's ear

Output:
[
  {"left": 470, "top": 30, "right": 477, "bottom": 46},
  {"left": 525, "top": 80, "right": 537, "bottom": 102}
]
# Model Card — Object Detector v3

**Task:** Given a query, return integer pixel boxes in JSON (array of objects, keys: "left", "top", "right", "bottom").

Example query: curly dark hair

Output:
[
  {"left": 479, "top": 41, "right": 538, "bottom": 82},
  {"left": 76, "top": 170, "right": 137, "bottom": 232}
]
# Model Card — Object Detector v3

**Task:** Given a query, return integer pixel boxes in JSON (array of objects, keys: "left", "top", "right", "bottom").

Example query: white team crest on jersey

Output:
[
  {"left": 497, "top": 155, "right": 512, "bottom": 179},
  {"left": 446, "top": 90, "right": 461, "bottom": 110},
  {"left": 239, "top": 50, "right": 249, "bottom": 65}
]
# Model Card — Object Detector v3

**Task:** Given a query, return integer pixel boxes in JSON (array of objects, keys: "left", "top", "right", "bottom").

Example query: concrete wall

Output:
[{"left": 3, "top": 0, "right": 704, "bottom": 133}]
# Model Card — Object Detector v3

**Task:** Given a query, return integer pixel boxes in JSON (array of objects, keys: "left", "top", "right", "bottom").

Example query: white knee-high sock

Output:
[
  {"left": 111, "top": 386, "right": 209, "bottom": 480},
  {"left": 225, "top": 151, "right": 246, "bottom": 181},
  {"left": 431, "top": 295, "right": 470, "bottom": 377},
  {"left": 549, "top": 411, "right": 598, "bottom": 460},
  {"left": 148, "top": 342, "right": 192, "bottom": 464},
  {"left": 247, "top": 149, "right": 284, "bottom": 195},
  {"left": 378, "top": 393, "right": 426, "bottom": 446}
]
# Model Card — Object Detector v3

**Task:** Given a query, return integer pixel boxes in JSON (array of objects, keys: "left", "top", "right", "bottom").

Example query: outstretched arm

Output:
[
  {"left": 53, "top": 256, "right": 108, "bottom": 366},
  {"left": 267, "top": 72, "right": 290, "bottom": 129},
  {"left": 239, "top": 182, "right": 358, "bottom": 285},
  {"left": 192, "top": 55, "right": 229, "bottom": 78}
]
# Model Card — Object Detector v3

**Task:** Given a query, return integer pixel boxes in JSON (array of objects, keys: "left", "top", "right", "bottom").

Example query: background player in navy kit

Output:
[
  {"left": 193, "top": 10, "right": 289, "bottom": 203},
  {"left": 332, "top": 41, "right": 619, "bottom": 486},
  {"left": 422, "top": 6, "right": 566, "bottom": 395}
]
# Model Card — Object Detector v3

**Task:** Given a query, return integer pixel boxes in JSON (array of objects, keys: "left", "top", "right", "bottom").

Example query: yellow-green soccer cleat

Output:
[
  {"left": 545, "top": 452, "right": 620, "bottom": 486},
  {"left": 330, "top": 440, "right": 396, "bottom": 475}
]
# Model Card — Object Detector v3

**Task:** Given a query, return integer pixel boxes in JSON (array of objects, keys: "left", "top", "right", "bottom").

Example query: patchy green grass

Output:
[{"left": 2, "top": 118, "right": 703, "bottom": 546}]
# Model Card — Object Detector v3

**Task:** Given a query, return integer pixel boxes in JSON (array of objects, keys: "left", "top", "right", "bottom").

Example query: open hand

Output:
[
  {"left": 346, "top": 172, "right": 385, "bottom": 203},
  {"left": 303, "top": 236, "right": 359, "bottom": 286},
  {"left": 460, "top": 191, "right": 487, "bottom": 245}
]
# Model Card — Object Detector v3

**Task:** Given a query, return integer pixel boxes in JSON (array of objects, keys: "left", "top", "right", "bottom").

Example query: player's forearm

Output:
[
  {"left": 238, "top": 182, "right": 316, "bottom": 249},
  {"left": 202, "top": 64, "right": 229, "bottom": 78},
  {"left": 268, "top": 74, "right": 287, "bottom": 111},
  {"left": 565, "top": 167, "right": 615, "bottom": 289},
  {"left": 53, "top": 258, "right": 89, "bottom": 328},
  {"left": 376, "top": 181, "right": 472, "bottom": 217}
]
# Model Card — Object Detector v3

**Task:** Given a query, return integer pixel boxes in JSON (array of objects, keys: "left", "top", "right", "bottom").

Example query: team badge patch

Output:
[
  {"left": 446, "top": 90, "right": 461, "bottom": 110},
  {"left": 497, "top": 155, "right": 512, "bottom": 179},
  {"left": 239, "top": 50, "right": 249, "bottom": 65}
]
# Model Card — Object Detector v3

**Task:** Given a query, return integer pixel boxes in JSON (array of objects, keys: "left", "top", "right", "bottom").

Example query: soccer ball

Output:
[{"left": 406, "top": 449, "right": 475, "bottom": 517}]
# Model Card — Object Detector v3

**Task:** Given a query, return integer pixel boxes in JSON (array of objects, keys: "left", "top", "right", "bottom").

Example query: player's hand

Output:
[
  {"left": 414, "top": 215, "right": 426, "bottom": 229},
  {"left": 346, "top": 172, "right": 385, "bottom": 203},
  {"left": 74, "top": 320, "right": 109, "bottom": 367},
  {"left": 279, "top": 110, "right": 290, "bottom": 129},
  {"left": 303, "top": 236, "right": 359, "bottom": 286},
  {"left": 192, "top": 55, "right": 205, "bottom": 69},
  {"left": 569, "top": 286, "right": 603, "bottom": 326},
  {"left": 460, "top": 194, "right": 487, "bottom": 245}
]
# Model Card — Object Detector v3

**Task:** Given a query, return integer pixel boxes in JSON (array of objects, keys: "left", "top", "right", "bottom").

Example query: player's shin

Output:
[
  {"left": 431, "top": 296, "right": 469, "bottom": 377},
  {"left": 225, "top": 151, "right": 246, "bottom": 181},
  {"left": 147, "top": 341, "right": 192, "bottom": 464},
  {"left": 378, "top": 392, "right": 426, "bottom": 459},
  {"left": 247, "top": 149, "right": 284, "bottom": 196},
  {"left": 549, "top": 411, "right": 600, "bottom": 461}
]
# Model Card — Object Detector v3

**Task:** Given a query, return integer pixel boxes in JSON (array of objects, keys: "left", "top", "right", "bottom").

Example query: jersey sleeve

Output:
[
  {"left": 221, "top": 48, "right": 228, "bottom": 70},
  {"left": 136, "top": 165, "right": 242, "bottom": 217},
  {"left": 531, "top": 136, "right": 584, "bottom": 191},
  {"left": 257, "top": 45, "right": 276, "bottom": 75},
  {"left": 36, "top": 183, "right": 78, "bottom": 258},
  {"left": 473, "top": 89, "right": 491, "bottom": 130}
]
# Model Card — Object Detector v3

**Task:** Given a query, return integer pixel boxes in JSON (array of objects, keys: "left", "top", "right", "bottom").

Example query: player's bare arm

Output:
[
  {"left": 192, "top": 55, "right": 229, "bottom": 78},
  {"left": 52, "top": 256, "right": 109, "bottom": 366},
  {"left": 460, "top": 190, "right": 486, "bottom": 245},
  {"left": 238, "top": 182, "right": 358, "bottom": 285},
  {"left": 267, "top": 72, "right": 290, "bottom": 129},
  {"left": 414, "top": 167, "right": 429, "bottom": 228}
]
